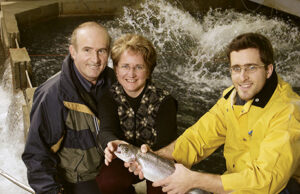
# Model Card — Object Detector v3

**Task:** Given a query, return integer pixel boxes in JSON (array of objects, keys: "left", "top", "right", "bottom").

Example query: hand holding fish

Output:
[
  {"left": 124, "top": 144, "right": 152, "bottom": 179},
  {"left": 115, "top": 143, "right": 175, "bottom": 182},
  {"left": 115, "top": 144, "right": 209, "bottom": 194},
  {"left": 104, "top": 140, "right": 128, "bottom": 166},
  {"left": 153, "top": 163, "right": 196, "bottom": 194}
]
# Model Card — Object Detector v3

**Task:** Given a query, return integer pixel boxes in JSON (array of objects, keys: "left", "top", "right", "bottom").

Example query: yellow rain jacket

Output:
[{"left": 173, "top": 73, "right": 300, "bottom": 193}]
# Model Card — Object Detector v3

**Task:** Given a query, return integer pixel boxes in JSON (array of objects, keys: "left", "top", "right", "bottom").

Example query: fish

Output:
[
  {"left": 114, "top": 144, "right": 210, "bottom": 194},
  {"left": 114, "top": 143, "right": 175, "bottom": 182}
]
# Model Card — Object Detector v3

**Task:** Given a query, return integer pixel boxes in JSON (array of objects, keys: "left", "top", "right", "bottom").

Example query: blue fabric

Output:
[
  {"left": 280, "top": 187, "right": 290, "bottom": 194},
  {"left": 280, "top": 178, "right": 300, "bottom": 194},
  {"left": 73, "top": 62, "right": 104, "bottom": 93}
]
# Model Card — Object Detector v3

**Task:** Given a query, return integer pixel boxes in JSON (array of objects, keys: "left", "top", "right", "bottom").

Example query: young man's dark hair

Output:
[{"left": 227, "top": 32, "right": 274, "bottom": 68}]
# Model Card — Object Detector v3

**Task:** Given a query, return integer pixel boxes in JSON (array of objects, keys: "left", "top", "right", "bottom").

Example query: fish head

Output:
[{"left": 114, "top": 144, "right": 137, "bottom": 163}]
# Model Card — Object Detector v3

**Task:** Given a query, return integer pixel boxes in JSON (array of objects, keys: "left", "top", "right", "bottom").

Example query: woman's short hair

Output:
[
  {"left": 227, "top": 32, "right": 274, "bottom": 68},
  {"left": 111, "top": 34, "right": 157, "bottom": 74}
]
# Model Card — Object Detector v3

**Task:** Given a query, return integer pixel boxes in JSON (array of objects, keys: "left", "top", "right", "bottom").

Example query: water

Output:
[
  {"left": 2, "top": 0, "right": 299, "bottom": 192},
  {"left": 0, "top": 59, "right": 28, "bottom": 193}
]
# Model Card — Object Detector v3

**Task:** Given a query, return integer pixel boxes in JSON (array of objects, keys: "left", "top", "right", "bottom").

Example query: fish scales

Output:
[
  {"left": 136, "top": 150, "right": 175, "bottom": 182},
  {"left": 114, "top": 144, "right": 210, "bottom": 194}
]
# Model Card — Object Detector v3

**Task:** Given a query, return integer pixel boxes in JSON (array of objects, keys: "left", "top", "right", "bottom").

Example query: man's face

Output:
[
  {"left": 69, "top": 26, "right": 109, "bottom": 84},
  {"left": 230, "top": 48, "right": 273, "bottom": 101}
]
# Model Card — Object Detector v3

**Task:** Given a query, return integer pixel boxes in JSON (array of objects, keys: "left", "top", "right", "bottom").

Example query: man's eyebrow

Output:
[
  {"left": 81, "top": 46, "right": 92, "bottom": 50},
  {"left": 231, "top": 63, "right": 259, "bottom": 66}
]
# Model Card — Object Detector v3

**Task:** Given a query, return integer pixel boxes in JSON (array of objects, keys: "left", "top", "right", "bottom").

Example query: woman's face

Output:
[{"left": 115, "top": 49, "right": 149, "bottom": 98}]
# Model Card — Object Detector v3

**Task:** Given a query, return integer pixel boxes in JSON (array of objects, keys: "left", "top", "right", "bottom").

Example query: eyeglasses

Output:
[
  {"left": 118, "top": 64, "right": 146, "bottom": 73},
  {"left": 230, "top": 64, "right": 265, "bottom": 74}
]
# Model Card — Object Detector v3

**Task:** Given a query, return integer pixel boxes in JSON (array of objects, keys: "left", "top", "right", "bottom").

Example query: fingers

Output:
[
  {"left": 124, "top": 162, "right": 134, "bottom": 172},
  {"left": 154, "top": 180, "right": 175, "bottom": 194},
  {"left": 105, "top": 140, "right": 128, "bottom": 166},
  {"left": 104, "top": 158, "right": 110, "bottom": 166},
  {"left": 161, "top": 184, "right": 173, "bottom": 193},
  {"left": 107, "top": 140, "right": 128, "bottom": 152},
  {"left": 107, "top": 141, "right": 116, "bottom": 152},
  {"left": 104, "top": 141, "right": 119, "bottom": 166},
  {"left": 133, "top": 164, "right": 141, "bottom": 176},
  {"left": 104, "top": 147, "right": 114, "bottom": 166},
  {"left": 125, "top": 162, "right": 136, "bottom": 173},
  {"left": 129, "top": 165, "right": 136, "bottom": 172},
  {"left": 141, "top": 144, "right": 151, "bottom": 153},
  {"left": 124, "top": 161, "right": 144, "bottom": 180},
  {"left": 138, "top": 170, "right": 144, "bottom": 180},
  {"left": 153, "top": 178, "right": 166, "bottom": 187},
  {"left": 124, "top": 162, "right": 130, "bottom": 168}
]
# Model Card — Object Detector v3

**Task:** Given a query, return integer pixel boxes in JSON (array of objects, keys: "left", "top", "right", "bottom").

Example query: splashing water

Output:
[
  {"left": 109, "top": 0, "right": 300, "bottom": 83},
  {"left": 0, "top": 59, "right": 28, "bottom": 193},
  {"left": 104, "top": 0, "right": 300, "bottom": 127}
]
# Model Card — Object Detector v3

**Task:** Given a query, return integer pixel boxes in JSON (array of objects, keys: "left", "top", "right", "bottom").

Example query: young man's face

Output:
[
  {"left": 230, "top": 48, "right": 273, "bottom": 101},
  {"left": 69, "top": 26, "right": 109, "bottom": 85}
]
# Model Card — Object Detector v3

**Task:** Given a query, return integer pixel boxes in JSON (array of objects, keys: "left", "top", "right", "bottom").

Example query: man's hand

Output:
[
  {"left": 104, "top": 140, "right": 127, "bottom": 166},
  {"left": 153, "top": 163, "right": 194, "bottom": 194},
  {"left": 124, "top": 144, "right": 152, "bottom": 179},
  {"left": 153, "top": 163, "right": 230, "bottom": 194}
]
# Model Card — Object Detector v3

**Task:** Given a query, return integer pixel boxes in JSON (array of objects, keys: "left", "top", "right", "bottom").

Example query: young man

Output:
[
  {"left": 22, "top": 22, "right": 115, "bottom": 194},
  {"left": 127, "top": 33, "right": 300, "bottom": 194}
]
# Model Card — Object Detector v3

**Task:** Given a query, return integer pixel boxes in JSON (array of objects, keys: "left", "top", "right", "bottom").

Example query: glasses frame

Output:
[
  {"left": 117, "top": 64, "right": 147, "bottom": 73},
  {"left": 230, "top": 64, "right": 266, "bottom": 74}
]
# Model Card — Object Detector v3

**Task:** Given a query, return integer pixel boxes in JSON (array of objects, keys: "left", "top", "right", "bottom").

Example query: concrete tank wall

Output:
[
  {"left": 175, "top": 0, "right": 300, "bottom": 19},
  {"left": 1, "top": 0, "right": 142, "bottom": 15},
  {"left": 249, "top": 0, "right": 300, "bottom": 18},
  {"left": 58, "top": 0, "right": 140, "bottom": 16}
]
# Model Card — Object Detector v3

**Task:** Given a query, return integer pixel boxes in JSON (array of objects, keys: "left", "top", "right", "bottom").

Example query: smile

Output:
[
  {"left": 126, "top": 79, "right": 137, "bottom": 83},
  {"left": 239, "top": 83, "right": 252, "bottom": 88},
  {"left": 89, "top": 64, "right": 101, "bottom": 67}
]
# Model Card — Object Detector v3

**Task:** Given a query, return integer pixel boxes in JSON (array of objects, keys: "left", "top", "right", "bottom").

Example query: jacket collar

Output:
[
  {"left": 224, "top": 71, "right": 278, "bottom": 108},
  {"left": 60, "top": 55, "right": 81, "bottom": 102},
  {"left": 73, "top": 62, "right": 104, "bottom": 93},
  {"left": 252, "top": 71, "right": 278, "bottom": 108}
]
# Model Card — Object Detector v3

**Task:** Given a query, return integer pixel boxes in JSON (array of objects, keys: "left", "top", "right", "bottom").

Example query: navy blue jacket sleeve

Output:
[
  {"left": 22, "top": 85, "right": 64, "bottom": 194},
  {"left": 97, "top": 91, "right": 120, "bottom": 149}
]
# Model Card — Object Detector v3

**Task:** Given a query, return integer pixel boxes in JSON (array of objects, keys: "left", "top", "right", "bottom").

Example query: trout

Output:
[{"left": 114, "top": 144, "right": 210, "bottom": 194}]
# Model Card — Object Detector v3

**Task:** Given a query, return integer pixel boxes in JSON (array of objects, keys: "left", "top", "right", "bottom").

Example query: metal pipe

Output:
[
  {"left": 15, "top": 38, "right": 19, "bottom": 49},
  {"left": 0, "top": 168, "right": 35, "bottom": 194},
  {"left": 25, "top": 70, "right": 33, "bottom": 88}
]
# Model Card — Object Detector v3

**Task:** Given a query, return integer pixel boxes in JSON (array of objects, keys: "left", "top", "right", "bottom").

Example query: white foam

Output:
[
  {"left": 109, "top": 1, "right": 300, "bottom": 93},
  {"left": 0, "top": 60, "right": 28, "bottom": 193}
]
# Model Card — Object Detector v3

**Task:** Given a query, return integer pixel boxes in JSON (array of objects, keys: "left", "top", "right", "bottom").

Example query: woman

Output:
[{"left": 96, "top": 34, "right": 178, "bottom": 194}]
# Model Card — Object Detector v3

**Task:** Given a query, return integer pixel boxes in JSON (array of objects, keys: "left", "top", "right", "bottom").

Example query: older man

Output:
[{"left": 22, "top": 22, "right": 115, "bottom": 194}]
